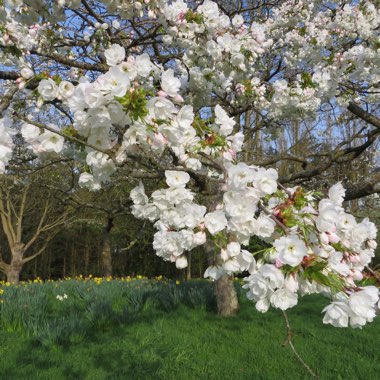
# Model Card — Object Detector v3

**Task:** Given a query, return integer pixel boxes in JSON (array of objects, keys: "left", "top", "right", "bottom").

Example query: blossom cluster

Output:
[
  {"left": 0, "top": 1, "right": 379, "bottom": 173},
  {"left": 131, "top": 171, "right": 207, "bottom": 269},
  {"left": 31, "top": 43, "right": 244, "bottom": 188},
  {"left": 131, "top": 174, "right": 379, "bottom": 328},
  {"left": 242, "top": 182, "right": 378, "bottom": 328}
]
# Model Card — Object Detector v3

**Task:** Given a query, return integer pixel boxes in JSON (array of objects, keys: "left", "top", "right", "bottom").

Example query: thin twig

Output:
[
  {"left": 282, "top": 311, "right": 319, "bottom": 379},
  {"left": 365, "top": 265, "right": 380, "bottom": 282},
  {"left": 277, "top": 181, "right": 293, "bottom": 197},
  {"left": 258, "top": 201, "right": 290, "bottom": 233},
  {"left": 198, "top": 152, "right": 227, "bottom": 180},
  {"left": 15, "top": 114, "right": 113, "bottom": 157},
  {"left": 120, "top": 220, "right": 147, "bottom": 252}
]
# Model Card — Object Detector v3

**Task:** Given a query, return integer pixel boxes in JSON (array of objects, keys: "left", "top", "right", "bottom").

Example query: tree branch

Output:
[
  {"left": 282, "top": 310, "right": 319, "bottom": 379},
  {"left": 347, "top": 102, "right": 380, "bottom": 129},
  {"left": 344, "top": 172, "right": 380, "bottom": 201}
]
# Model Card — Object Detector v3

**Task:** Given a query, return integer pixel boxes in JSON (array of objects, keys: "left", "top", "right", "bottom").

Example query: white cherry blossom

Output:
[
  {"left": 165, "top": 170, "right": 190, "bottom": 188},
  {"left": 38, "top": 78, "right": 59, "bottom": 101},
  {"left": 104, "top": 44, "right": 126, "bottom": 66},
  {"left": 273, "top": 235, "right": 308, "bottom": 266}
]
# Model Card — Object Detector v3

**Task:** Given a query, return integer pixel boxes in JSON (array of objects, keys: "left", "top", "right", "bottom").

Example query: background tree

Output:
[{"left": 0, "top": 169, "right": 72, "bottom": 283}]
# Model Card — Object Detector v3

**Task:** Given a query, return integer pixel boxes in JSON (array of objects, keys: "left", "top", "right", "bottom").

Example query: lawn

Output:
[{"left": 0, "top": 278, "right": 378, "bottom": 379}]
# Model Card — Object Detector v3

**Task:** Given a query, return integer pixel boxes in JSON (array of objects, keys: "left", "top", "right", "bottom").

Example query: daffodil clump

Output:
[{"left": 0, "top": 274, "right": 167, "bottom": 288}]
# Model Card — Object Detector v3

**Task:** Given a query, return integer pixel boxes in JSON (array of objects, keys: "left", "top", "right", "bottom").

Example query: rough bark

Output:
[
  {"left": 345, "top": 171, "right": 380, "bottom": 201},
  {"left": 203, "top": 185, "right": 241, "bottom": 317},
  {"left": 84, "top": 244, "right": 90, "bottom": 276},
  {"left": 186, "top": 252, "right": 192, "bottom": 280},
  {"left": 7, "top": 265, "right": 22, "bottom": 284},
  {"left": 7, "top": 245, "right": 24, "bottom": 284},
  {"left": 214, "top": 275, "right": 240, "bottom": 316},
  {"left": 347, "top": 102, "right": 380, "bottom": 129},
  {"left": 204, "top": 224, "right": 240, "bottom": 316},
  {"left": 100, "top": 217, "right": 113, "bottom": 277}
]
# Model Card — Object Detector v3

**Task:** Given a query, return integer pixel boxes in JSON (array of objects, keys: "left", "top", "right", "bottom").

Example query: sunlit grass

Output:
[{"left": 0, "top": 279, "right": 378, "bottom": 379}]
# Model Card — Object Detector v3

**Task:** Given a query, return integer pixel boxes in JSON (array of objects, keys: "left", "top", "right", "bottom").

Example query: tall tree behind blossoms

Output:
[
  {"left": 0, "top": 168, "right": 72, "bottom": 284},
  {"left": 0, "top": 0, "right": 379, "bottom": 325}
]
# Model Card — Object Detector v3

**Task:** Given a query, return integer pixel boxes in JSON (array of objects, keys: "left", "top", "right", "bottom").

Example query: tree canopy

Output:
[{"left": 0, "top": 0, "right": 379, "bottom": 325}]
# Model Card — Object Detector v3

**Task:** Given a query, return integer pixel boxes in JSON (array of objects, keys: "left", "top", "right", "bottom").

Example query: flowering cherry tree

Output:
[{"left": 0, "top": 0, "right": 379, "bottom": 326}]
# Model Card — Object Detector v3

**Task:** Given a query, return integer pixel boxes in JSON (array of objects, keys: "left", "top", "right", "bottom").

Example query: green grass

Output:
[{"left": 0, "top": 280, "right": 378, "bottom": 379}]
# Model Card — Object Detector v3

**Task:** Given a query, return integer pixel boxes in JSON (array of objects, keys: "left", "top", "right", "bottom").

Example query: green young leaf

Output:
[
  {"left": 355, "top": 277, "right": 377, "bottom": 287},
  {"left": 304, "top": 260, "right": 327, "bottom": 274},
  {"left": 3, "top": 45, "right": 22, "bottom": 58},
  {"left": 303, "top": 262, "right": 345, "bottom": 293},
  {"left": 115, "top": 88, "right": 150, "bottom": 121},
  {"left": 52, "top": 75, "right": 62, "bottom": 85},
  {"left": 185, "top": 10, "right": 204, "bottom": 24},
  {"left": 298, "top": 26, "right": 307, "bottom": 37},
  {"left": 331, "top": 242, "right": 347, "bottom": 252},
  {"left": 281, "top": 265, "right": 300, "bottom": 275},
  {"left": 293, "top": 188, "right": 307, "bottom": 209},
  {"left": 300, "top": 72, "right": 316, "bottom": 89}
]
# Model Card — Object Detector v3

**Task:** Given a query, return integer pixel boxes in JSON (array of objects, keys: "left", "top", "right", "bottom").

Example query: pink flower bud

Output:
[
  {"left": 367, "top": 240, "right": 377, "bottom": 250},
  {"left": 228, "top": 149, "right": 237, "bottom": 159},
  {"left": 239, "top": 25, "right": 247, "bottom": 34},
  {"left": 177, "top": 10, "right": 186, "bottom": 22},
  {"left": 327, "top": 232, "right": 340, "bottom": 244},
  {"left": 154, "top": 133, "right": 168, "bottom": 145},
  {"left": 215, "top": 203, "right": 224, "bottom": 211},
  {"left": 235, "top": 83, "right": 246, "bottom": 95},
  {"left": 173, "top": 94, "right": 184, "bottom": 102},
  {"left": 349, "top": 254, "right": 360, "bottom": 264},
  {"left": 319, "top": 232, "right": 329, "bottom": 245},
  {"left": 351, "top": 269, "right": 363, "bottom": 281},
  {"left": 158, "top": 90, "right": 168, "bottom": 98},
  {"left": 275, "top": 259, "right": 283, "bottom": 268}
]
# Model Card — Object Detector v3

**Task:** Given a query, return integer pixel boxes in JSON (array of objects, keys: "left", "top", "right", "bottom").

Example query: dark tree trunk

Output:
[
  {"left": 100, "top": 216, "right": 113, "bottom": 277},
  {"left": 70, "top": 246, "right": 76, "bottom": 276},
  {"left": 7, "top": 246, "right": 24, "bottom": 284},
  {"left": 202, "top": 186, "right": 241, "bottom": 317},
  {"left": 186, "top": 252, "right": 192, "bottom": 280},
  {"left": 215, "top": 275, "right": 239, "bottom": 316},
  {"left": 34, "top": 259, "right": 37, "bottom": 278},
  {"left": 84, "top": 244, "right": 90, "bottom": 276},
  {"left": 7, "top": 265, "right": 21, "bottom": 284},
  {"left": 205, "top": 238, "right": 240, "bottom": 317},
  {"left": 47, "top": 249, "right": 52, "bottom": 279}
]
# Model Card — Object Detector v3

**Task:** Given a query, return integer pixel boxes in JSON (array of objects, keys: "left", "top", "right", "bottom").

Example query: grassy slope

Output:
[{"left": 0, "top": 294, "right": 378, "bottom": 380}]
